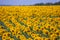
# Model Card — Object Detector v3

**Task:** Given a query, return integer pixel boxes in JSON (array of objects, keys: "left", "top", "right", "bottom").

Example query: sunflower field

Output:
[{"left": 0, "top": 6, "right": 60, "bottom": 40}]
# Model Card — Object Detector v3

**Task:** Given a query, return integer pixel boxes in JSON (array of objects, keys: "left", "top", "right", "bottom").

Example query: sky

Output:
[{"left": 0, "top": 0, "right": 60, "bottom": 5}]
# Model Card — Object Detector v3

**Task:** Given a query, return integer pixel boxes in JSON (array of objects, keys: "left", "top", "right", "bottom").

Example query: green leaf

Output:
[{"left": 9, "top": 20, "right": 16, "bottom": 27}]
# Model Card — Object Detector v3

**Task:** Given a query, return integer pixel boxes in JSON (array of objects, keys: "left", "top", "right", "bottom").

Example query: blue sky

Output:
[{"left": 0, "top": 0, "right": 60, "bottom": 5}]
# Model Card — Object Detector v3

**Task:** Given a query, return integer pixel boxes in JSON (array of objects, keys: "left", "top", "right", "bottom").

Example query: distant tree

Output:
[
  {"left": 45, "top": 3, "right": 53, "bottom": 5},
  {"left": 34, "top": 3, "right": 44, "bottom": 5},
  {"left": 34, "top": 1, "right": 60, "bottom": 5},
  {"left": 54, "top": 1, "right": 60, "bottom": 5}
]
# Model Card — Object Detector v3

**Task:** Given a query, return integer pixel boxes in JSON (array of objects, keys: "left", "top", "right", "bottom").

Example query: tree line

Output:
[{"left": 34, "top": 1, "right": 60, "bottom": 5}]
